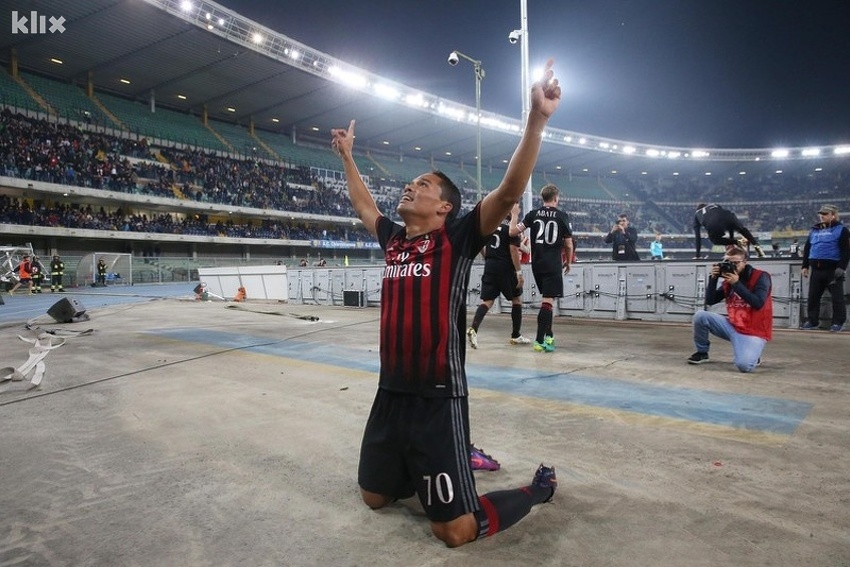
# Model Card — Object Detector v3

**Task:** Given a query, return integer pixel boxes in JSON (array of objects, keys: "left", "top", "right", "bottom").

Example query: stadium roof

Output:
[{"left": 3, "top": 0, "right": 850, "bottom": 182}]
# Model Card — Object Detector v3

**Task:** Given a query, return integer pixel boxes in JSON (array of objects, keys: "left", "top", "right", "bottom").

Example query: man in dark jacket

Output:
[
  {"left": 693, "top": 203, "right": 765, "bottom": 258},
  {"left": 96, "top": 258, "right": 107, "bottom": 286},
  {"left": 604, "top": 214, "right": 640, "bottom": 261}
]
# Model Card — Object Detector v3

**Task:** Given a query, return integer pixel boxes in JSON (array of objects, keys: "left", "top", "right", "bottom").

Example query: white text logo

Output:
[{"left": 11, "top": 11, "right": 66, "bottom": 34}]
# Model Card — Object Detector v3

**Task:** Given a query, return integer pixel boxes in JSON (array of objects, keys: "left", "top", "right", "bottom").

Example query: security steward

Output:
[
  {"left": 30, "top": 256, "right": 45, "bottom": 293},
  {"left": 801, "top": 204, "right": 850, "bottom": 332},
  {"left": 50, "top": 254, "right": 65, "bottom": 292}
]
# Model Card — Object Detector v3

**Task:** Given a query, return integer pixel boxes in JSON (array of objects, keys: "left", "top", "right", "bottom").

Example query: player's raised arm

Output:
[
  {"left": 479, "top": 59, "right": 561, "bottom": 236},
  {"left": 331, "top": 120, "right": 381, "bottom": 237}
]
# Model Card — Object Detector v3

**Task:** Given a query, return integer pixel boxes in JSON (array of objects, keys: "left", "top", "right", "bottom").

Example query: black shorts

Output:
[
  {"left": 358, "top": 389, "right": 480, "bottom": 522},
  {"left": 480, "top": 269, "right": 521, "bottom": 302},
  {"left": 532, "top": 270, "right": 563, "bottom": 298}
]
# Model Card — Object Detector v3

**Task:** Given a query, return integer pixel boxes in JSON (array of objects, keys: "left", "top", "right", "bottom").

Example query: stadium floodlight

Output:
[
  {"left": 771, "top": 149, "right": 790, "bottom": 158},
  {"left": 373, "top": 83, "right": 400, "bottom": 101},
  {"left": 328, "top": 66, "right": 368, "bottom": 90},
  {"left": 834, "top": 146, "right": 850, "bottom": 155},
  {"left": 447, "top": 50, "right": 485, "bottom": 201}
]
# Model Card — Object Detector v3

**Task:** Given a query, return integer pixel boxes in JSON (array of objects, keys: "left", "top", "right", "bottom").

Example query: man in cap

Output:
[{"left": 801, "top": 204, "right": 849, "bottom": 332}]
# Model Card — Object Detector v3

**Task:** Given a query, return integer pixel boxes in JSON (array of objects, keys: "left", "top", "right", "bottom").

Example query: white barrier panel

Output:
[
  {"left": 284, "top": 260, "right": 848, "bottom": 328},
  {"left": 198, "top": 265, "right": 288, "bottom": 301}
]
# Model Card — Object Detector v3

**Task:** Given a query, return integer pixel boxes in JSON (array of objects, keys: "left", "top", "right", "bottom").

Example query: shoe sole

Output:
[{"left": 687, "top": 358, "right": 709, "bottom": 365}]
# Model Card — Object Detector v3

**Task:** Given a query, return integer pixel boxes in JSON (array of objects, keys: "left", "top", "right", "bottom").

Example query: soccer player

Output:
[
  {"left": 467, "top": 203, "right": 532, "bottom": 349},
  {"left": 509, "top": 184, "right": 574, "bottom": 352},
  {"left": 330, "top": 60, "right": 561, "bottom": 548}
]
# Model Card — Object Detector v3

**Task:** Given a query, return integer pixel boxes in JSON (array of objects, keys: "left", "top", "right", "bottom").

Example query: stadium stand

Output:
[
  {"left": 1, "top": 67, "right": 850, "bottom": 280},
  {"left": 96, "top": 92, "right": 229, "bottom": 152},
  {"left": 19, "top": 72, "right": 110, "bottom": 126},
  {"left": 0, "top": 68, "right": 41, "bottom": 113}
]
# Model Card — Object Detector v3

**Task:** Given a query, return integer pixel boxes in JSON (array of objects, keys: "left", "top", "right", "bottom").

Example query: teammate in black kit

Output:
[
  {"left": 330, "top": 60, "right": 561, "bottom": 548},
  {"left": 510, "top": 184, "right": 573, "bottom": 352},
  {"left": 693, "top": 203, "right": 765, "bottom": 258},
  {"left": 467, "top": 203, "right": 532, "bottom": 349}
]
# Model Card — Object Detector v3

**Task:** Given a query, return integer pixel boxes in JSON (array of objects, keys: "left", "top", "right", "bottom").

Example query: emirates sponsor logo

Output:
[
  {"left": 384, "top": 250, "right": 431, "bottom": 279},
  {"left": 383, "top": 261, "right": 432, "bottom": 279}
]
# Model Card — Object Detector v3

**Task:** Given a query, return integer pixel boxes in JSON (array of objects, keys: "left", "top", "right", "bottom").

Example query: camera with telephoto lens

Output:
[{"left": 717, "top": 260, "right": 737, "bottom": 274}]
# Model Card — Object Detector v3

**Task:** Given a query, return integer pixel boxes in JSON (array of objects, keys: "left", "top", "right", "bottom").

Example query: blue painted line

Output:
[
  {"left": 150, "top": 327, "right": 381, "bottom": 374},
  {"left": 149, "top": 328, "right": 812, "bottom": 435},
  {"left": 470, "top": 369, "right": 810, "bottom": 435}
]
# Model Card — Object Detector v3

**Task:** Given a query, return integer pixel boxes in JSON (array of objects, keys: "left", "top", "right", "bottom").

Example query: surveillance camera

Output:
[
  {"left": 447, "top": 51, "right": 459, "bottom": 66},
  {"left": 508, "top": 30, "right": 521, "bottom": 44}
]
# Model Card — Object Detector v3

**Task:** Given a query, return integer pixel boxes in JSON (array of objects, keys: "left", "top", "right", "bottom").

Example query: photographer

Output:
[
  {"left": 687, "top": 246, "right": 772, "bottom": 372},
  {"left": 603, "top": 214, "right": 640, "bottom": 261}
]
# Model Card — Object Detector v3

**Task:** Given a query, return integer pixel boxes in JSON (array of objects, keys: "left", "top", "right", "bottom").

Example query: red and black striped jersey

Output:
[{"left": 375, "top": 205, "right": 486, "bottom": 397}]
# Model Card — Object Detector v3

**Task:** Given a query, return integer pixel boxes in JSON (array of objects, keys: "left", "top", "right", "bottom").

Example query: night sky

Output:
[{"left": 218, "top": 0, "right": 850, "bottom": 149}]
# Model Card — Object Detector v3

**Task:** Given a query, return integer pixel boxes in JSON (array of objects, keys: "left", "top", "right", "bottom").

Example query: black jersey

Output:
[
  {"left": 375, "top": 205, "right": 487, "bottom": 397},
  {"left": 483, "top": 223, "right": 519, "bottom": 273},
  {"left": 521, "top": 206, "right": 572, "bottom": 273}
]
